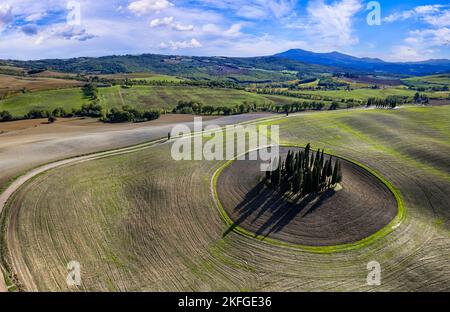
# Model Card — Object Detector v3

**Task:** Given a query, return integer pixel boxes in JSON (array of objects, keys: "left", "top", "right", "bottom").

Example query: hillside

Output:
[{"left": 5, "top": 54, "right": 332, "bottom": 82}]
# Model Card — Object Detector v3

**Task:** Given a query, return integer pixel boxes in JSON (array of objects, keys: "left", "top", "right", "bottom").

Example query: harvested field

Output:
[
  {"left": 1, "top": 106, "right": 450, "bottom": 292},
  {"left": 95, "top": 73, "right": 184, "bottom": 82},
  {"left": 0, "top": 113, "right": 270, "bottom": 190},
  {"left": 0, "top": 75, "right": 83, "bottom": 99},
  {"left": 217, "top": 148, "right": 398, "bottom": 246}
]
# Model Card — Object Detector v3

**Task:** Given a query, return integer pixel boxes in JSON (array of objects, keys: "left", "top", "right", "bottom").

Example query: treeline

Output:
[
  {"left": 0, "top": 103, "right": 160, "bottom": 124},
  {"left": 102, "top": 105, "right": 160, "bottom": 123},
  {"left": 413, "top": 92, "right": 430, "bottom": 104},
  {"left": 0, "top": 110, "right": 13, "bottom": 122},
  {"left": 407, "top": 85, "right": 449, "bottom": 92},
  {"left": 366, "top": 95, "right": 410, "bottom": 108},
  {"left": 317, "top": 77, "right": 349, "bottom": 90},
  {"left": 172, "top": 100, "right": 330, "bottom": 116},
  {"left": 22, "top": 103, "right": 104, "bottom": 120},
  {"left": 265, "top": 144, "right": 343, "bottom": 197},
  {"left": 253, "top": 88, "right": 364, "bottom": 105},
  {"left": 87, "top": 77, "right": 243, "bottom": 90},
  {"left": 173, "top": 100, "right": 257, "bottom": 115}
]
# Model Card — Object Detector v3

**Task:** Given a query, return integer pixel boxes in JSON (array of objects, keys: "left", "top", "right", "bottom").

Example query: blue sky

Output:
[{"left": 0, "top": 0, "right": 449, "bottom": 61}]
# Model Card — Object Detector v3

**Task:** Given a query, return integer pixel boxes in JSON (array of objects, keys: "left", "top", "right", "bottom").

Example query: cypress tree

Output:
[
  {"left": 327, "top": 156, "right": 333, "bottom": 176},
  {"left": 304, "top": 170, "right": 311, "bottom": 194},
  {"left": 315, "top": 165, "right": 321, "bottom": 192},
  {"left": 321, "top": 164, "right": 328, "bottom": 189},
  {"left": 286, "top": 150, "right": 292, "bottom": 176},
  {"left": 265, "top": 145, "right": 343, "bottom": 197},
  {"left": 336, "top": 160, "right": 343, "bottom": 183},
  {"left": 315, "top": 150, "right": 321, "bottom": 167},
  {"left": 304, "top": 144, "right": 310, "bottom": 169},
  {"left": 331, "top": 160, "right": 339, "bottom": 185},
  {"left": 320, "top": 149, "right": 325, "bottom": 167},
  {"left": 294, "top": 153, "right": 299, "bottom": 173},
  {"left": 298, "top": 152, "right": 303, "bottom": 171},
  {"left": 277, "top": 163, "right": 282, "bottom": 187},
  {"left": 293, "top": 171, "right": 302, "bottom": 194}
]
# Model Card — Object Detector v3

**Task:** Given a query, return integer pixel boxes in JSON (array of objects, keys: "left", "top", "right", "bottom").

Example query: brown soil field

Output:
[
  {"left": 0, "top": 113, "right": 274, "bottom": 190},
  {"left": 342, "top": 76, "right": 403, "bottom": 86},
  {"left": 0, "top": 114, "right": 217, "bottom": 134},
  {"left": 29, "top": 71, "right": 78, "bottom": 79},
  {"left": 0, "top": 114, "right": 220, "bottom": 189},
  {"left": 429, "top": 99, "right": 450, "bottom": 106},
  {"left": 217, "top": 148, "right": 398, "bottom": 246},
  {"left": 0, "top": 75, "right": 83, "bottom": 98}
]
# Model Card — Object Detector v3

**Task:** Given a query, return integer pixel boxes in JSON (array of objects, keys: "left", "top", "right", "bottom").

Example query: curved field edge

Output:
[
  {"left": 2, "top": 107, "right": 448, "bottom": 291},
  {"left": 0, "top": 137, "right": 169, "bottom": 290},
  {"left": 0, "top": 114, "right": 285, "bottom": 290},
  {"left": 211, "top": 144, "right": 406, "bottom": 254}
]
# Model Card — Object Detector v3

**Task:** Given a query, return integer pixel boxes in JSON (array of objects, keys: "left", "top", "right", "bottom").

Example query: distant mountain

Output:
[{"left": 274, "top": 49, "right": 450, "bottom": 76}]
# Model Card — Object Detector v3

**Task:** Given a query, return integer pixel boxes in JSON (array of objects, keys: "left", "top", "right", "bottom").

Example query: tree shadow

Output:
[{"left": 223, "top": 182, "right": 336, "bottom": 239}]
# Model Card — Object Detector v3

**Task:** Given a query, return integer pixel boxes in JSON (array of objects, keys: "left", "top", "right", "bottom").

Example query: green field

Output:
[
  {"left": 402, "top": 74, "right": 450, "bottom": 90},
  {"left": 403, "top": 74, "right": 450, "bottom": 85},
  {"left": 3, "top": 106, "right": 450, "bottom": 291},
  {"left": 1, "top": 85, "right": 309, "bottom": 117},
  {"left": 97, "top": 85, "right": 277, "bottom": 111},
  {"left": 0, "top": 88, "right": 87, "bottom": 116}
]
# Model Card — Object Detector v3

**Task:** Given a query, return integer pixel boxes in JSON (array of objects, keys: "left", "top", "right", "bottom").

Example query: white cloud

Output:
[
  {"left": 150, "top": 16, "right": 194, "bottom": 31},
  {"left": 296, "top": 0, "right": 362, "bottom": 47},
  {"left": 423, "top": 10, "right": 450, "bottom": 27},
  {"left": 388, "top": 45, "right": 434, "bottom": 62},
  {"left": 160, "top": 38, "right": 202, "bottom": 50},
  {"left": 150, "top": 16, "right": 173, "bottom": 27},
  {"left": 406, "top": 27, "right": 450, "bottom": 47},
  {"left": 27, "top": 24, "right": 96, "bottom": 45},
  {"left": 0, "top": 3, "right": 13, "bottom": 29},
  {"left": 202, "top": 23, "right": 245, "bottom": 37},
  {"left": 385, "top": 4, "right": 450, "bottom": 60},
  {"left": 173, "top": 23, "right": 194, "bottom": 32},
  {"left": 385, "top": 4, "right": 449, "bottom": 25},
  {"left": 128, "top": 0, "right": 173, "bottom": 16}
]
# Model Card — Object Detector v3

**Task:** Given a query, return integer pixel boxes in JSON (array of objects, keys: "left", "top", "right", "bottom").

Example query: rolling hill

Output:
[
  {"left": 3, "top": 50, "right": 450, "bottom": 81},
  {"left": 5, "top": 54, "right": 331, "bottom": 82}
]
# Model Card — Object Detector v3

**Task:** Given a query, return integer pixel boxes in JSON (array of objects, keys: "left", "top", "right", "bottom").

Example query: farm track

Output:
[{"left": 1, "top": 107, "right": 450, "bottom": 291}]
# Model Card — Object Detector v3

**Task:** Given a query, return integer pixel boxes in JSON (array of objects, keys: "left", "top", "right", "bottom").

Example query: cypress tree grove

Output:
[{"left": 264, "top": 145, "right": 343, "bottom": 197}]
